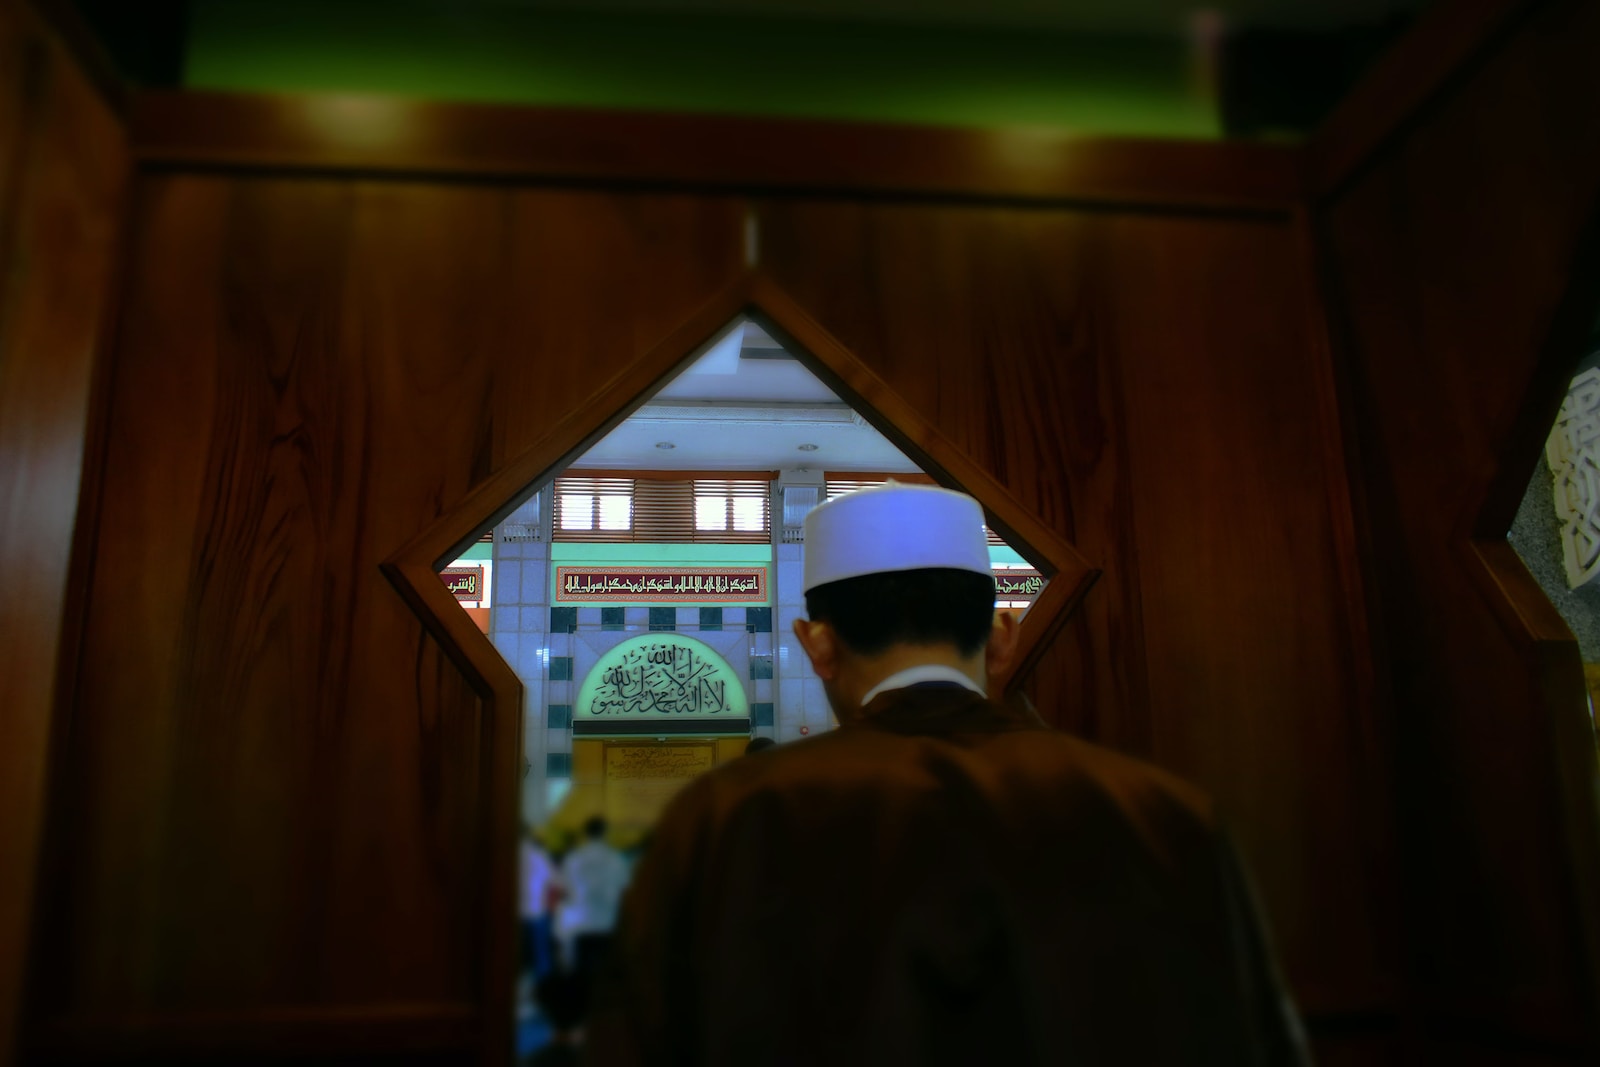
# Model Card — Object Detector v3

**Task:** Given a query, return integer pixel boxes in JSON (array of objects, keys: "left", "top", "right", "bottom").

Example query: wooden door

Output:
[
  {"left": 1310, "top": 0, "right": 1600, "bottom": 1059},
  {"left": 0, "top": 2, "right": 126, "bottom": 1061},
  {"left": 27, "top": 178, "right": 746, "bottom": 1064}
]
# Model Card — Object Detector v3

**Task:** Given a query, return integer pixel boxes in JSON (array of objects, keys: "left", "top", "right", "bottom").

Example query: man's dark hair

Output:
[
  {"left": 744, "top": 736, "right": 777, "bottom": 755},
  {"left": 804, "top": 567, "right": 995, "bottom": 657},
  {"left": 583, "top": 815, "right": 608, "bottom": 840}
]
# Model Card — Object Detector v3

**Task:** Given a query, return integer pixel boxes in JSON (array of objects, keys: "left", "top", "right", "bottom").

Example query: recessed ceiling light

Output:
[
  {"left": 797, "top": 443, "right": 819, "bottom": 452},
  {"left": 655, "top": 441, "right": 676, "bottom": 450}
]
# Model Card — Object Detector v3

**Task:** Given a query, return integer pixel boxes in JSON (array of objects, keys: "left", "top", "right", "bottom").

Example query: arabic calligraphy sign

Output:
[
  {"left": 994, "top": 571, "right": 1045, "bottom": 599},
  {"left": 441, "top": 566, "right": 484, "bottom": 601},
  {"left": 603, "top": 743, "right": 716, "bottom": 828},
  {"left": 555, "top": 566, "right": 767, "bottom": 603},
  {"left": 605, "top": 745, "right": 716, "bottom": 780},
  {"left": 577, "top": 634, "right": 750, "bottom": 721}
]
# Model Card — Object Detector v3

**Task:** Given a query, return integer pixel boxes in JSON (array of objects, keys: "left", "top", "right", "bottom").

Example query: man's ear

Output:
[
  {"left": 985, "top": 609, "right": 1022, "bottom": 684},
  {"left": 792, "top": 617, "right": 839, "bottom": 682}
]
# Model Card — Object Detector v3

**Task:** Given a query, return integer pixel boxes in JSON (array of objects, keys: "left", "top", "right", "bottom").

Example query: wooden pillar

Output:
[{"left": 0, "top": 1, "right": 127, "bottom": 1062}]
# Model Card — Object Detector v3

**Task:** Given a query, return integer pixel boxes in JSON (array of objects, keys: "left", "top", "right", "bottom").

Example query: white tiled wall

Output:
[
  {"left": 491, "top": 495, "right": 556, "bottom": 826},
  {"left": 774, "top": 542, "right": 832, "bottom": 742}
]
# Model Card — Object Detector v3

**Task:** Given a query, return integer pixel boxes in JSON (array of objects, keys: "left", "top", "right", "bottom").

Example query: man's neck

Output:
[{"left": 843, "top": 644, "right": 985, "bottom": 713}]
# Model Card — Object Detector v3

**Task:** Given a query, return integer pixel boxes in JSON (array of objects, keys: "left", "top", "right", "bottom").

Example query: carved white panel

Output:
[{"left": 1546, "top": 368, "right": 1600, "bottom": 589}]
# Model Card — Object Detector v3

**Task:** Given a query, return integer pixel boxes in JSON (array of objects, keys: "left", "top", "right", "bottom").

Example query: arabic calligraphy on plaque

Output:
[
  {"left": 578, "top": 634, "right": 750, "bottom": 721},
  {"left": 603, "top": 743, "right": 717, "bottom": 828},
  {"left": 593, "top": 643, "right": 728, "bottom": 716},
  {"left": 993, "top": 572, "right": 1045, "bottom": 598},
  {"left": 605, "top": 746, "right": 715, "bottom": 780},
  {"left": 554, "top": 566, "right": 767, "bottom": 603},
  {"left": 440, "top": 566, "right": 483, "bottom": 601}
]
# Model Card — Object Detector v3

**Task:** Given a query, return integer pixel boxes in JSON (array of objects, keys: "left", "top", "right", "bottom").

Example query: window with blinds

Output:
[
  {"left": 553, "top": 475, "right": 771, "bottom": 543},
  {"left": 554, "top": 477, "right": 634, "bottom": 540},
  {"left": 693, "top": 479, "right": 770, "bottom": 539},
  {"left": 824, "top": 473, "right": 1004, "bottom": 545}
]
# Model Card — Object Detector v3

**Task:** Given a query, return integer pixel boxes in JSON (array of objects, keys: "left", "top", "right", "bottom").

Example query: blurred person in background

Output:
[
  {"left": 587, "top": 483, "right": 1308, "bottom": 1066},
  {"left": 521, "top": 825, "right": 558, "bottom": 983},
  {"left": 556, "top": 815, "right": 631, "bottom": 992}
]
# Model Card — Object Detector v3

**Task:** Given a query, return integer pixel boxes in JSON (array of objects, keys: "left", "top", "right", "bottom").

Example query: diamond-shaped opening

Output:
[
  {"left": 1511, "top": 355, "right": 1600, "bottom": 725},
  {"left": 437, "top": 312, "right": 1054, "bottom": 807},
  {"left": 437, "top": 314, "right": 1059, "bottom": 787},
  {"left": 416, "top": 311, "right": 1070, "bottom": 1049}
]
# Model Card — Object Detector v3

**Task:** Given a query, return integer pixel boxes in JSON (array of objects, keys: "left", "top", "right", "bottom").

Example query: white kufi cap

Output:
[{"left": 802, "top": 482, "right": 992, "bottom": 592}]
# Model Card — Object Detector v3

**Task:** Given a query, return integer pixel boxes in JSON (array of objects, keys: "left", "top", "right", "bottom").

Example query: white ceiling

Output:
[
  {"left": 570, "top": 319, "right": 922, "bottom": 473},
  {"left": 653, "top": 321, "right": 839, "bottom": 404},
  {"left": 501, "top": 0, "right": 1429, "bottom": 34}
]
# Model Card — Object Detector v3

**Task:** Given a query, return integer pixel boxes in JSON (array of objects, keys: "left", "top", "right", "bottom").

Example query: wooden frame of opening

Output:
[{"left": 383, "top": 273, "right": 1095, "bottom": 708}]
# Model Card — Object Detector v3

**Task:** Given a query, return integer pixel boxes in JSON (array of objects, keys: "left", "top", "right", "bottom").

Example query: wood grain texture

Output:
[
  {"left": 128, "top": 89, "right": 1303, "bottom": 214},
  {"left": 0, "top": 1, "right": 126, "bottom": 1060},
  {"left": 1315, "top": 0, "right": 1600, "bottom": 1053},
  {"left": 1102, "top": 211, "right": 1391, "bottom": 1013},
  {"left": 31, "top": 176, "right": 743, "bottom": 1061},
  {"left": 755, "top": 198, "right": 1390, "bottom": 1019},
  {"left": 489, "top": 193, "right": 750, "bottom": 468}
]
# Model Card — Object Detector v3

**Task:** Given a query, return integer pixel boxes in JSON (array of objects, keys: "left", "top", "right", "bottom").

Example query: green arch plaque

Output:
[{"left": 576, "top": 633, "right": 749, "bottom": 722}]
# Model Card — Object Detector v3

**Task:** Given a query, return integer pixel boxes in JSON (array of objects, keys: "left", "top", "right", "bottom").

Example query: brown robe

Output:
[{"left": 586, "top": 684, "right": 1310, "bottom": 1066}]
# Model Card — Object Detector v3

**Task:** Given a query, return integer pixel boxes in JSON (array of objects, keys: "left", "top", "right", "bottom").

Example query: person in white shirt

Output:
[{"left": 554, "top": 815, "right": 631, "bottom": 986}]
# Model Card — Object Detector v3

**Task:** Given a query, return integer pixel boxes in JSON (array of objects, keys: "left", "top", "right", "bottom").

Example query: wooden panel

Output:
[
  {"left": 490, "top": 192, "right": 750, "bottom": 466},
  {"left": 0, "top": 0, "right": 126, "bottom": 1060},
  {"left": 1106, "top": 212, "right": 1393, "bottom": 1011},
  {"left": 31, "top": 177, "right": 742, "bottom": 1060},
  {"left": 1315, "top": 0, "right": 1600, "bottom": 1053},
  {"left": 39, "top": 175, "right": 483, "bottom": 1015},
  {"left": 128, "top": 89, "right": 1303, "bottom": 214},
  {"left": 757, "top": 199, "right": 1390, "bottom": 1019}
]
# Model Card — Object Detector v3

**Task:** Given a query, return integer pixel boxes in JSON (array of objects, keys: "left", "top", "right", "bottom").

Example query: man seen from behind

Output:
[{"left": 587, "top": 483, "right": 1309, "bottom": 1066}]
